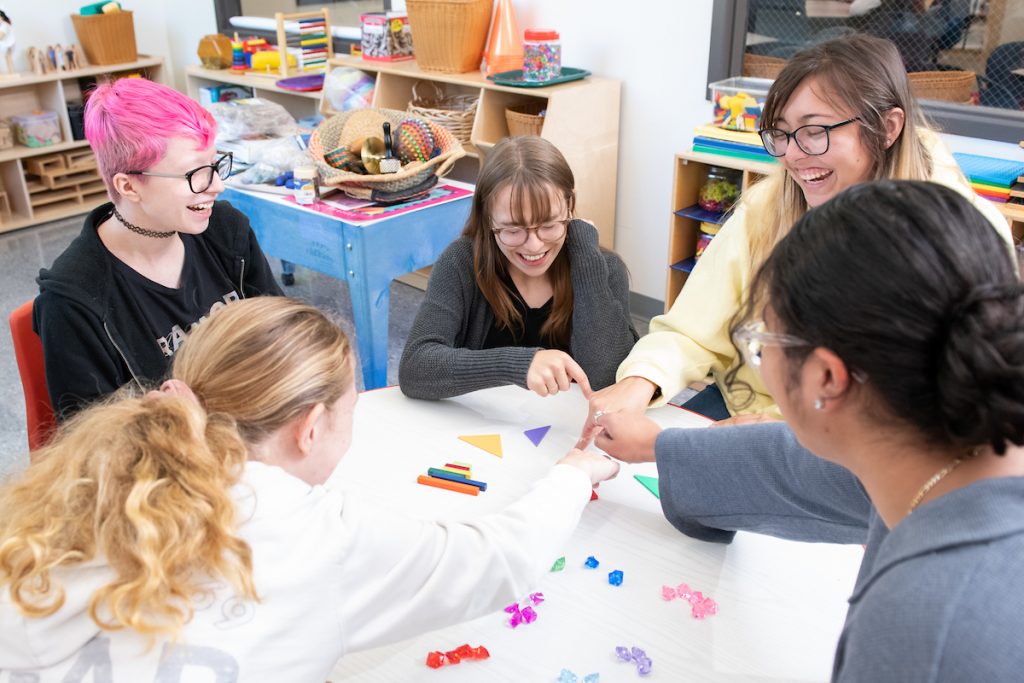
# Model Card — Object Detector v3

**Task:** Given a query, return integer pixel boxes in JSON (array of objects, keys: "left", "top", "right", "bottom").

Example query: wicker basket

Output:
[
  {"left": 908, "top": 70, "right": 976, "bottom": 103},
  {"left": 71, "top": 11, "right": 138, "bottom": 65},
  {"left": 407, "top": 81, "right": 478, "bottom": 146},
  {"left": 309, "top": 107, "right": 465, "bottom": 198},
  {"left": 406, "top": 0, "right": 493, "bottom": 73},
  {"left": 742, "top": 53, "right": 786, "bottom": 80},
  {"left": 505, "top": 103, "right": 545, "bottom": 136}
]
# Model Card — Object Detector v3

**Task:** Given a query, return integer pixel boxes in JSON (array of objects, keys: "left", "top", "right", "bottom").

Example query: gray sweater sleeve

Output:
[
  {"left": 655, "top": 422, "right": 871, "bottom": 544},
  {"left": 398, "top": 240, "right": 540, "bottom": 400},
  {"left": 567, "top": 221, "right": 639, "bottom": 390}
]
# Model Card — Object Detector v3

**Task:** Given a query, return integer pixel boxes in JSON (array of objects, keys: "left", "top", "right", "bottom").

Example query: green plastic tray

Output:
[{"left": 487, "top": 67, "right": 592, "bottom": 88}]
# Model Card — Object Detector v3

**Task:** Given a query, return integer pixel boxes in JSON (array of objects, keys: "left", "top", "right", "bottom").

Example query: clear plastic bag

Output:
[
  {"left": 235, "top": 137, "right": 313, "bottom": 185},
  {"left": 210, "top": 98, "right": 297, "bottom": 141}
]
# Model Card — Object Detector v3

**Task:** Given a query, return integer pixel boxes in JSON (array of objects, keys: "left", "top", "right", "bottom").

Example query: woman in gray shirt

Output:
[
  {"left": 594, "top": 180, "right": 1024, "bottom": 682},
  {"left": 399, "top": 136, "right": 637, "bottom": 400}
]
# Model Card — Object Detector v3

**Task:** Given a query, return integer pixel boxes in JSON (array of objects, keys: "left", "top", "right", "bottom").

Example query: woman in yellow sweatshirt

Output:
[{"left": 581, "top": 33, "right": 1011, "bottom": 438}]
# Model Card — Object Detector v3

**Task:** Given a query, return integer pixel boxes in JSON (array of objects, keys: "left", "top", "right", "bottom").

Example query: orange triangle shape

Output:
[{"left": 458, "top": 434, "right": 503, "bottom": 458}]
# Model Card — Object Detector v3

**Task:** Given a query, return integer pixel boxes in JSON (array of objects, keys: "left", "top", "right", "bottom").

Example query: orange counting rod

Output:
[{"left": 417, "top": 475, "right": 479, "bottom": 496}]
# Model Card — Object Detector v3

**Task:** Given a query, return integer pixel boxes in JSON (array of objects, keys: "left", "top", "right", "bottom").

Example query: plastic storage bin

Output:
[
  {"left": 11, "top": 111, "right": 62, "bottom": 148},
  {"left": 709, "top": 77, "right": 772, "bottom": 132}
]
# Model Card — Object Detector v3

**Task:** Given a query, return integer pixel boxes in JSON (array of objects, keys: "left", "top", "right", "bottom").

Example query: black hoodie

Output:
[{"left": 34, "top": 200, "right": 283, "bottom": 420}]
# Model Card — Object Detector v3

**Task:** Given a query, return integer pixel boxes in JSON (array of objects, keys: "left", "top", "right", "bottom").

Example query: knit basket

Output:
[
  {"left": 505, "top": 103, "right": 545, "bottom": 136},
  {"left": 742, "top": 53, "right": 786, "bottom": 80},
  {"left": 407, "top": 80, "right": 478, "bottom": 146},
  {"left": 308, "top": 108, "right": 465, "bottom": 197},
  {"left": 406, "top": 0, "right": 493, "bottom": 73},
  {"left": 908, "top": 70, "right": 976, "bottom": 103}
]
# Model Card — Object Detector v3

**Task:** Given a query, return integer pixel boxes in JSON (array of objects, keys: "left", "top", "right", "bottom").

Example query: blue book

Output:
[{"left": 953, "top": 153, "right": 1024, "bottom": 188}]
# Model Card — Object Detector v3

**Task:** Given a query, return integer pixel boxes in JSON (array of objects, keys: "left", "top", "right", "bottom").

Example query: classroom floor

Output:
[{"left": 0, "top": 214, "right": 659, "bottom": 479}]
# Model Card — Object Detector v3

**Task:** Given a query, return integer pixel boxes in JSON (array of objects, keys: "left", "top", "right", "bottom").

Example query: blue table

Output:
[{"left": 222, "top": 186, "right": 471, "bottom": 390}]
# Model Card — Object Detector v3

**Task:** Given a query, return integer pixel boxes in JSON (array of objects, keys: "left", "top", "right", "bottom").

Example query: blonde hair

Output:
[
  {"left": 0, "top": 297, "right": 354, "bottom": 638},
  {"left": 747, "top": 34, "right": 935, "bottom": 276}
]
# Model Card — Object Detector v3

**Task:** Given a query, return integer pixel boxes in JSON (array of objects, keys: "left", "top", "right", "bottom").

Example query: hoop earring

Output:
[{"left": 814, "top": 398, "right": 825, "bottom": 410}]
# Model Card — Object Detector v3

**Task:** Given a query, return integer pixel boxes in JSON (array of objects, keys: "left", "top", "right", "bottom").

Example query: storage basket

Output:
[
  {"left": 71, "top": 11, "right": 138, "bottom": 65},
  {"left": 308, "top": 107, "right": 465, "bottom": 198},
  {"left": 505, "top": 103, "right": 545, "bottom": 137},
  {"left": 407, "top": 81, "right": 478, "bottom": 145},
  {"left": 908, "top": 70, "right": 976, "bottom": 103},
  {"left": 0, "top": 121, "right": 12, "bottom": 150},
  {"left": 742, "top": 53, "right": 786, "bottom": 80},
  {"left": 406, "top": 0, "right": 493, "bottom": 73}
]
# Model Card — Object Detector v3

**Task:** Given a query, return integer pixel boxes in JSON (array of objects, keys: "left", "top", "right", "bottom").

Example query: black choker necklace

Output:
[{"left": 112, "top": 206, "right": 177, "bottom": 239}]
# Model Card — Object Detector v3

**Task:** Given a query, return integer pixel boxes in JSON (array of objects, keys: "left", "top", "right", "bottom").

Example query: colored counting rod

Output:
[
  {"left": 417, "top": 475, "right": 479, "bottom": 496},
  {"left": 427, "top": 468, "right": 488, "bottom": 491}
]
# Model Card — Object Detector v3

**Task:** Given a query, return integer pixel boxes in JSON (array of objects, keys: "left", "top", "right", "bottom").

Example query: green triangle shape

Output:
[{"left": 633, "top": 474, "right": 660, "bottom": 499}]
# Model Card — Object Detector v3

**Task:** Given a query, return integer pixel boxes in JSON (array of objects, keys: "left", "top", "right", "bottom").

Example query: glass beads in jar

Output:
[
  {"left": 698, "top": 166, "right": 741, "bottom": 213},
  {"left": 523, "top": 29, "right": 561, "bottom": 82}
]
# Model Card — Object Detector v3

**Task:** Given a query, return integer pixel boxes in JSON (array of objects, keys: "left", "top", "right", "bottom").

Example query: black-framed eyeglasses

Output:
[
  {"left": 758, "top": 118, "right": 860, "bottom": 158},
  {"left": 127, "top": 153, "right": 233, "bottom": 194},
  {"left": 491, "top": 217, "right": 571, "bottom": 247}
]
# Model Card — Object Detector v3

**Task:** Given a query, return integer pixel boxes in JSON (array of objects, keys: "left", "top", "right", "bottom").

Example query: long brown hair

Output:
[
  {"left": 463, "top": 136, "right": 576, "bottom": 349},
  {"left": 746, "top": 33, "right": 935, "bottom": 277},
  {"left": 0, "top": 298, "right": 353, "bottom": 638}
]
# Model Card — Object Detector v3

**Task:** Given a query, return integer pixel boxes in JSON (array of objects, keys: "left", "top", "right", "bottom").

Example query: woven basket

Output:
[
  {"left": 908, "top": 70, "right": 976, "bottom": 103},
  {"left": 406, "top": 0, "right": 493, "bottom": 73},
  {"left": 71, "top": 11, "right": 138, "bottom": 65},
  {"left": 505, "top": 103, "right": 545, "bottom": 136},
  {"left": 309, "top": 108, "right": 465, "bottom": 197},
  {"left": 407, "top": 81, "right": 478, "bottom": 146},
  {"left": 742, "top": 53, "right": 786, "bottom": 80}
]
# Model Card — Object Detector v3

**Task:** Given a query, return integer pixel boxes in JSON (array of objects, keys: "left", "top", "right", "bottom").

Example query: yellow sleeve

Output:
[{"left": 616, "top": 202, "right": 752, "bottom": 406}]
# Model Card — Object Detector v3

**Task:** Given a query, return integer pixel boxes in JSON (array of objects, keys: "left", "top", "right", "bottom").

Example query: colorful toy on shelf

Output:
[
  {"left": 715, "top": 91, "right": 761, "bottom": 131},
  {"left": 273, "top": 9, "right": 333, "bottom": 78}
]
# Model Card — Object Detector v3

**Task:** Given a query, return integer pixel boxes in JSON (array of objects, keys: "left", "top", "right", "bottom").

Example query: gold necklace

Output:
[{"left": 907, "top": 458, "right": 964, "bottom": 514}]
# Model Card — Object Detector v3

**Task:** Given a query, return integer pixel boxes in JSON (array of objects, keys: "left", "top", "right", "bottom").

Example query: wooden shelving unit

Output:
[
  {"left": 185, "top": 64, "right": 323, "bottom": 122},
  {"left": 666, "top": 150, "right": 772, "bottom": 310},
  {"left": 666, "top": 147, "right": 1024, "bottom": 311},
  {"left": 0, "top": 56, "right": 164, "bottom": 234},
  {"left": 324, "top": 54, "right": 622, "bottom": 249}
]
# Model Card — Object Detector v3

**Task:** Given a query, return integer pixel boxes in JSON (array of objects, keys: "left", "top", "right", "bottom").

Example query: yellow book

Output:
[{"left": 694, "top": 124, "right": 763, "bottom": 147}]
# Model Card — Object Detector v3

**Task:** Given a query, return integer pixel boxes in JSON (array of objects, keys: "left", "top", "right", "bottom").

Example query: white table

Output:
[{"left": 328, "top": 386, "right": 863, "bottom": 682}]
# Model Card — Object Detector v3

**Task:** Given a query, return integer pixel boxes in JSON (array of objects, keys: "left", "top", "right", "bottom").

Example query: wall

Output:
[
  {"left": 3, "top": 0, "right": 217, "bottom": 92},
  {"left": 8, "top": 0, "right": 715, "bottom": 305},
  {"left": 512, "top": 0, "right": 715, "bottom": 304}
]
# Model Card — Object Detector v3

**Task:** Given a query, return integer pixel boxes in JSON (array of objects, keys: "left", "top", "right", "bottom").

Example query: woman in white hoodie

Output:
[{"left": 0, "top": 297, "right": 617, "bottom": 681}]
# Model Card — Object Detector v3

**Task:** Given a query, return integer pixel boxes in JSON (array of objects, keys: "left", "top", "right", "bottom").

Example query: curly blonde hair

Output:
[{"left": 0, "top": 297, "right": 353, "bottom": 637}]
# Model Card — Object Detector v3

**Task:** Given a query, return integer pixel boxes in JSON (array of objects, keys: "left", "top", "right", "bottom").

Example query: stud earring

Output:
[{"left": 814, "top": 398, "right": 825, "bottom": 410}]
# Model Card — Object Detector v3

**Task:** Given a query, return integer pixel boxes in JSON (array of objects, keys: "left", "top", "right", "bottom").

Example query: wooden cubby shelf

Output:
[
  {"left": 666, "top": 147, "right": 1024, "bottom": 311},
  {"left": 323, "top": 54, "right": 621, "bottom": 249},
  {"left": 0, "top": 56, "right": 164, "bottom": 234}
]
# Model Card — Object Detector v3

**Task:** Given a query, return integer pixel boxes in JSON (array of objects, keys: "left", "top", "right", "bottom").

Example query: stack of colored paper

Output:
[
  {"left": 953, "top": 152, "right": 1024, "bottom": 204},
  {"left": 417, "top": 461, "right": 488, "bottom": 496},
  {"left": 692, "top": 125, "right": 776, "bottom": 164}
]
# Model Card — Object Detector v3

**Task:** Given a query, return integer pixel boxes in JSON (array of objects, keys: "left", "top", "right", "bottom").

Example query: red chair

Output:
[{"left": 9, "top": 300, "right": 56, "bottom": 455}]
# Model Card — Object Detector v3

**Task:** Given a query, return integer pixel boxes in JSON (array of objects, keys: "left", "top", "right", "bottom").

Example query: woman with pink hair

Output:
[{"left": 34, "top": 78, "right": 281, "bottom": 419}]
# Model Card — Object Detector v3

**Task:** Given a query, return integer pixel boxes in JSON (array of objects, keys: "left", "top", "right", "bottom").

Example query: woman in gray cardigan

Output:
[
  {"left": 594, "top": 181, "right": 1024, "bottom": 681},
  {"left": 399, "top": 137, "right": 638, "bottom": 400}
]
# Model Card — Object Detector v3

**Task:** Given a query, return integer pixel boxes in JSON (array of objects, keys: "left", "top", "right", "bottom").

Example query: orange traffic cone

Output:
[{"left": 481, "top": 0, "right": 523, "bottom": 76}]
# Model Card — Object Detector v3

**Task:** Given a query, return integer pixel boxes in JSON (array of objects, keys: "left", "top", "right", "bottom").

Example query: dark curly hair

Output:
[{"left": 730, "top": 180, "right": 1024, "bottom": 455}]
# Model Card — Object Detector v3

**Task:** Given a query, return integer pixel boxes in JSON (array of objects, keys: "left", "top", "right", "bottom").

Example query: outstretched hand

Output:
[
  {"left": 592, "top": 411, "right": 662, "bottom": 463},
  {"left": 577, "top": 376, "right": 657, "bottom": 449},
  {"left": 528, "top": 349, "right": 593, "bottom": 398},
  {"left": 557, "top": 447, "right": 621, "bottom": 487}
]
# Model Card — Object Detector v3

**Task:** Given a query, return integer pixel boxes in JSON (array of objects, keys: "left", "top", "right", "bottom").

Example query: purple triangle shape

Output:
[{"left": 524, "top": 425, "right": 551, "bottom": 447}]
